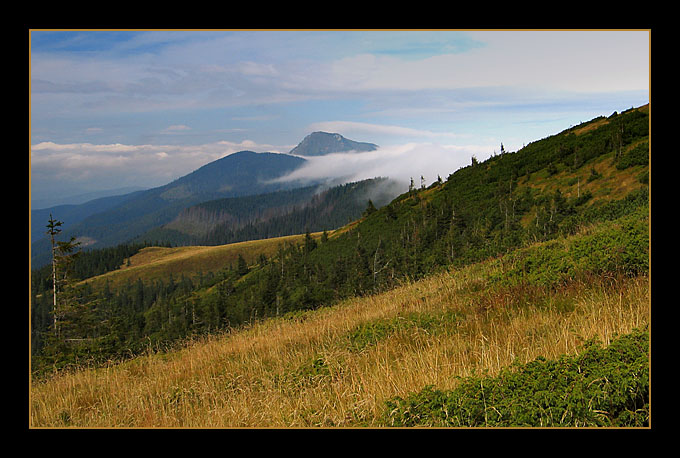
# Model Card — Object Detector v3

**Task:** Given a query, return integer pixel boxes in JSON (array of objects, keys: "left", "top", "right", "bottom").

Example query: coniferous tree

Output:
[
  {"left": 30, "top": 106, "right": 650, "bottom": 374},
  {"left": 363, "top": 199, "right": 377, "bottom": 217},
  {"left": 304, "top": 230, "right": 317, "bottom": 253},
  {"left": 237, "top": 254, "right": 249, "bottom": 276},
  {"left": 45, "top": 214, "right": 62, "bottom": 334},
  {"left": 45, "top": 216, "right": 81, "bottom": 337}
]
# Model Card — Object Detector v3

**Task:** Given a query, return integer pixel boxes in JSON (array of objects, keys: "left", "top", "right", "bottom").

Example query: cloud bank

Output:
[
  {"left": 30, "top": 138, "right": 291, "bottom": 203},
  {"left": 276, "top": 142, "right": 494, "bottom": 189}
]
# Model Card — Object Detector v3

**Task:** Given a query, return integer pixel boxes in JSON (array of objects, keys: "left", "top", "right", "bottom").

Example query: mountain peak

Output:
[{"left": 289, "top": 131, "right": 378, "bottom": 157}]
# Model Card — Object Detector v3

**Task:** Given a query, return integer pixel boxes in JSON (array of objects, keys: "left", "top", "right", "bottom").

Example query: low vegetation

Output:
[
  {"left": 383, "top": 328, "right": 649, "bottom": 427},
  {"left": 30, "top": 207, "right": 649, "bottom": 427}
]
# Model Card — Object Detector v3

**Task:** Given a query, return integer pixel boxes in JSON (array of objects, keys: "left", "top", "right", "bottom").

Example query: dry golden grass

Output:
[
  {"left": 30, "top": 254, "right": 649, "bottom": 428},
  {"left": 83, "top": 232, "right": 323, "bottom": 289},
  {"left": 570, "top": 104, "right": 648, "bottom": 137},
  {"left": 571, "top": 118, "right": 609, "bottom": 136}
]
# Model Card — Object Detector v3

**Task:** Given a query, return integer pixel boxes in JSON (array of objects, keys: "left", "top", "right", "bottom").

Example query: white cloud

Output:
[
  {"left": 30, "top": 138, "right": 291, "bottom": 195},
  {"left": 238, "top": 61, "right": 279, "bottom": 77},
  {"left": 31, "top": 141, "right": 143, "bottom": 153},
  {"left": 463, "top": 31, "right": 649, "bottom": 93},
  {"left": 31, "top": 138, "right": 495, "bottom": 198},
  {"left": 272, "top": 142, "right": 495, "bottom": 188},
  {"left": 30, "top": 31, "right": 649, "bottom": 202}
]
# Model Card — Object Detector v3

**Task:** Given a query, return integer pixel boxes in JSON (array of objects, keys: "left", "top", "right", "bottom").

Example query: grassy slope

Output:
[
  {"left": 522, "top": 140, "right": 647, "bottom": 202},
  {"left": 30, "top": 218, "right": 649, "bottom": 427},
  {"left": 81, "top": 232, "right": 324, "bottom": 289}
]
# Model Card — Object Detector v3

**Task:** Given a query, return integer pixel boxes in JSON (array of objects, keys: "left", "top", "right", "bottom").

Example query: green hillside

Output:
[{"left": 205, "top": 105, "right": 648, "bottom": 324}]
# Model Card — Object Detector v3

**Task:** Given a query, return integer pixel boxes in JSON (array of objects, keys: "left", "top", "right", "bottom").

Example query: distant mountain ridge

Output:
[
  {"left": 31, "top": 133, "right": 381, "bottom": 268},
  {"left": 30, "top": 191, "right": 146, "bottom": 244},
  {"left": 157, "top": 150, "right": 306, "bottom": 201},
  {"left": 289, "top": 132, "right": 378, "bottom": 156}
]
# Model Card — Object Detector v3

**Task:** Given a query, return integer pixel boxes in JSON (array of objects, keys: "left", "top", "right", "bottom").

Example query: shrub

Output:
[
  {"left": 344, "top": 311, "right": 462, "bottom": 352},
  {"left": 382, "top": 328, "right": 649, "bottom": 427},
  {"left": 570, "top": 213, "right": 649, "bottom": 278},
  {"left": 490, "top": 209, "right": 648, "bottom": 289},
  {"left": 617, "top": 142, "right": 649, "bottom": 170},
  {"left": 273, "top": 355, "right": 334, "bottom": 392}
]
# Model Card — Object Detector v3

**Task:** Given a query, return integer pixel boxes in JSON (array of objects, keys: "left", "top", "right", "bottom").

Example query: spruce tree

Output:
[
  {"left": 45, "top": 215, "right": 63, "bottom": 335},
  {"left": 237, "top": 254, "right": 249, "bottom": 276},
  {"left": 363, "top": 199, "right": 377, "bottom": 217},
  {"left": 45, "top": 215, "right": 82, "bottom": 337}
]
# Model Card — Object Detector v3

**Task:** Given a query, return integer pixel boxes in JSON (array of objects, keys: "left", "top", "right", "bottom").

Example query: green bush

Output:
[
  {"left": 570, "top": 214, "right": 649, "bottom": 278},
  {"left": 344, "top": 311, "right": 461, "bottom": 352},
  {"left": 617, "top": 142, "right": 649, "bottom": 170},
  {"left": 273, "top": 355, "right": 333, "bottom": 391},
  {"left": 637, "top": 170, "right": 649, "bottom": 184},
  {"left": 345, "top": 319, "right": 398, "bottom": 352},
  {"left": 490, "top": 208, "right": 648, "bottom": 289},
  {"left": 382, "top": 328, "right": 649, "bottom": 427}
]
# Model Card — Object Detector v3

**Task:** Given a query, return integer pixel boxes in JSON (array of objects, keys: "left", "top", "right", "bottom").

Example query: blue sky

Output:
[{"left": 30, "top": 30, "right": 650, "bottom": 206}]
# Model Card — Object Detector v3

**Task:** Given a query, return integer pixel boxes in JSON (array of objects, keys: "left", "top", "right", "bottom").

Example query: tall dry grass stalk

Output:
[{"left": 30, "top": 263, "right": 649, "bottom": 428}]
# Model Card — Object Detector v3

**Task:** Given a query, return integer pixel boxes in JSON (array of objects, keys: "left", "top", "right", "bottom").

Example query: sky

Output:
[{"left": 30, "top": 30, "right": 650, "bottom": 207}]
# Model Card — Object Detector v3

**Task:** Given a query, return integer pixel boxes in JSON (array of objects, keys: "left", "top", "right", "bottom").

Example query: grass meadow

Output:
[{"left": 30, "top": 249, "right": 649, "bottom": 427}]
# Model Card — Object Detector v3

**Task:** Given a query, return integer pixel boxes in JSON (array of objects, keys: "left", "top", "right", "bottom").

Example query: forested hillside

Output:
[
  {"left": 138, "top": 178, "right": 401, "bottom": 247},
  {"left": 30, "top": 105, "right": 649, "bottom": 378}
]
